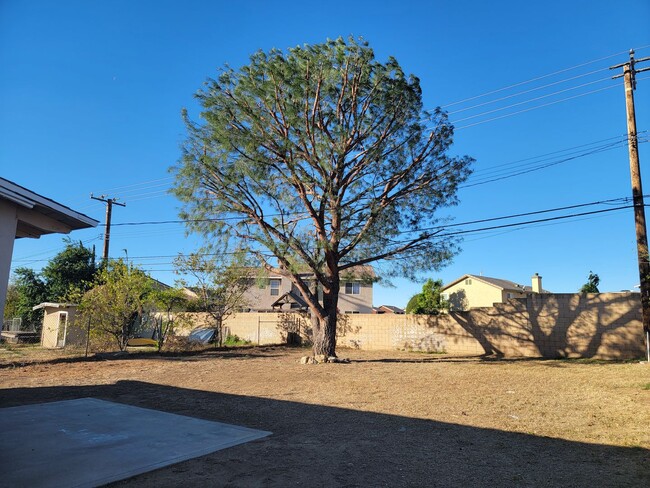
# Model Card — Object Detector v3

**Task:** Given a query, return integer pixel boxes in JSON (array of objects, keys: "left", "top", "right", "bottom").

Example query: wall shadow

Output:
[{"left": 1, "top": 381, "right": 647, "bottom": 487}]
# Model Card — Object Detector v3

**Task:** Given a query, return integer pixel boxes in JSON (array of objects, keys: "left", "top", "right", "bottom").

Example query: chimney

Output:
[{"left": 531, "top": 273, "right": 542, "bottom": 293}]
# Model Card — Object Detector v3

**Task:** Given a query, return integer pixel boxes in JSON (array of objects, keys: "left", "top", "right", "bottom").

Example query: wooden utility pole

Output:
[
  {"left": 90, "top": 194, "right": 126, "bottom": 262},
  {"left": 610, "top": 50, "right": 650, "bottom": 358}
]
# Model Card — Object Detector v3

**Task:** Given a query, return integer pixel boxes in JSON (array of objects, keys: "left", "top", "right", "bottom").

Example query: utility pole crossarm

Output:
[{"left": 90, "top": 194, "right": 126, "bottom": 262}]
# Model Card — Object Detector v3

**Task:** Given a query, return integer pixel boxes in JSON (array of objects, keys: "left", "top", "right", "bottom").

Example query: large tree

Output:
[
  {"left": 172, "top": 37, "right": 473, "bottom": 356},
  {"left": 41, "top": 238, "right": 97, "bottom": 300}
]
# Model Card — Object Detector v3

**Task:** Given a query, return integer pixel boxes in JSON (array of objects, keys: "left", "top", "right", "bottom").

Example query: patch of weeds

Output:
[
  {"left": 223, "top": 334, "right": 252, "bottom": 347},
  {"left": 642, "top": 383, "right": 650, "bottom": 391}
]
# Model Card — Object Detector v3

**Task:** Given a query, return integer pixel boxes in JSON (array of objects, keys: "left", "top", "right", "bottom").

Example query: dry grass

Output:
[{"left": 1, "top": 344, "right": 649, "bottom": 486}]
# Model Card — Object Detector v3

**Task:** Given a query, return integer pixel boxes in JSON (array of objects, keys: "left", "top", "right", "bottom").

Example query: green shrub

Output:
[{"left": 223, "top": 334, "right": 251, "bottom": 347}]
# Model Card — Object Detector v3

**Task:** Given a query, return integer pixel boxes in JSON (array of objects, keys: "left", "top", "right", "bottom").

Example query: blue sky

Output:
[{"left": 2, "top": 0, "right": 649, "bottom": 307}]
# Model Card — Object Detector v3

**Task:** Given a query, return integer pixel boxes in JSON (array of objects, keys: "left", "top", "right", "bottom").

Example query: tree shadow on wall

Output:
[
  {"left": 1, "top": 381, "right": 648, "bottom": 487},
  {"left": 527, "top": 293, "right": 643, "bottom": 358},
  {"left": 276, "top": 311, "right": 361, "bottom": 348},
  {"left": 447, "top": 293, "right": 644, "bottom": 359}
]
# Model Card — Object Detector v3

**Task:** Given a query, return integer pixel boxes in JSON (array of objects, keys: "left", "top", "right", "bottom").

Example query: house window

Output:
[
  {"left": 465, "top": 279, "right": 472, "bottom": 285},
  {"left": 345, "top": 282, "right": 360, "bottom": 295},
  {"left": 270, "top": 278, "right": 281, "bottom": 296}
]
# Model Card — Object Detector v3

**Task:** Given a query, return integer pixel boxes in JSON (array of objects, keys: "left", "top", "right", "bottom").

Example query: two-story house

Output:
[
  {"left": 242, "top": 266, "right": 375, "bottom": 314},
  {"left": 441, "top": 273, "right": 548, "bottom": 311}
]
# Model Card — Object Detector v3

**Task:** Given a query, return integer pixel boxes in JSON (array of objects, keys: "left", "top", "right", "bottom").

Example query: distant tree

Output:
[
  {"left": 3, "top": 283, "right": 21, "bottom": 326},
  {"left": 580, "top": 271, "right": 600, "bottom": 293},
  {"left": 41, "top": 238, "right": 97, "bottom": 300},
  {"left": 6, "top": 239, "right": 97, "bottom": 329},
  {"left": 79, "top": 260, "right": 153, "bottom": 351},
  {"left": 150, "top": 287, "right": 188, "bottom": 350},
  {"left": 174, "top": 252, "right": 251, "bottom": 346},
  {"left": 406, "top": 279, "right": 448, "bottom": 315},
  {"left": 172, "top": 37, "right": 473, "bottom": 357},
  {"left": 9, "top": 268, "right": 48, "bottom": 328}
]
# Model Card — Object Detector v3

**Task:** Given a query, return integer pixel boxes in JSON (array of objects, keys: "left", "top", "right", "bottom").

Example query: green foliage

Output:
[
  {"left": 42, "top": 238, "right": 97, "bottom": 300},
  {"left": 79, "top": 259, "right": 154, "bottom": 351},
  {"left": 580, "top": 271, "right": 600, "bottom": 293},
  {"left": 150, "top": 287, "right": 188, "bottom": 350},
  {"left": 3, "top": 283, "right": 20, "bottom": 321},
  {"left": 172, "top": 37, "right": 473, "bottom": 356},
  {"left": 8, "top": 268, "right": 48, "bottom": 328},
  {"left": 174, "top": 251, "right": 251, "bottom": 345},
  {"left": 6, "top": 239, "right": 97, "bottom": 328},
  {"left": 406, "top": 279, "right": 448, "bottom": 315},
  {"left": 223, "top": 334, "right": 251, "bottom": 347}
]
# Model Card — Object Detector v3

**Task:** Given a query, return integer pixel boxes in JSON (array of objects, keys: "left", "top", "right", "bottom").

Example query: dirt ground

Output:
[{"left": 1, "top": 345, "right": 649, "bottom": 487}]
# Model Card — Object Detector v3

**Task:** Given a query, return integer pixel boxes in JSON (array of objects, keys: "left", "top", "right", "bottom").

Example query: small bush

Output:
[{"left": 223, "top": 334, "right": 251, "bottom": 347}]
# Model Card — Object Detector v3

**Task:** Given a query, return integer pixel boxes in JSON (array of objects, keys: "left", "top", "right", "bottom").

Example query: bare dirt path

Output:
[{"left": 1, "top": 346, "right": 648, "bottom": 487}]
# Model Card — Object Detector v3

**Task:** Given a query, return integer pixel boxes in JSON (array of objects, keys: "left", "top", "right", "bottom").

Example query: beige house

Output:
[
  {"left": 34, "top": 302, "right": 87, "bottom": 349},
  {"left": 441, "top": 273, "right": 547, "bottom": 311},
  {"left": 245, "top": 266, "right": 374, "bottom": 314},
  {"left": 184, "top": 266, "right": 375, "bottom": 314}
]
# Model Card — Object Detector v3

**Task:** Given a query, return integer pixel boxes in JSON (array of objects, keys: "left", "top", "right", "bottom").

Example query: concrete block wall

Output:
[{"left": 177, "top": 293, "right": 646, "bottom": 359}]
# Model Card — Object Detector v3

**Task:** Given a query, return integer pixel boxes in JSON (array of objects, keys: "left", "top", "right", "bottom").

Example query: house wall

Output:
[
  {"left": 338, "top": 282, "right": 373, "bottom": 314},
  {"left": 175, "top": 292, "right": 644, "bottom": 359},
  {"left": 243, "top": 276, "right": 373, "bottom": 313},
  {"left": 444, "top": 278, "right": 504, "bottom": 310}
]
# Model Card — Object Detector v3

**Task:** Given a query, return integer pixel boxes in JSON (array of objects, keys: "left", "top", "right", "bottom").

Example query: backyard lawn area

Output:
[{"left": 1, "top": 345, "right": 648, "bottom": 487}]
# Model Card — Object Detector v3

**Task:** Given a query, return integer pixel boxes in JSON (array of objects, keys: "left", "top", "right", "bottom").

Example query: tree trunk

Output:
[{"left": 312, "top": 283, "right": 339, "bottom": 357}]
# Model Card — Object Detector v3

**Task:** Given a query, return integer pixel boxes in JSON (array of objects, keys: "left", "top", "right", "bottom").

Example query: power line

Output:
[
  {"left": 12, "top": 196, "right": 640, "bottom": 266},
  {"left": 452, "top": 83, "right": 621, "bottom": 131},
  {"left": 446, "top": 67, "right": 611, "bottom": 116},
  {"left": 440, "top": 46, "right": 649, "bottom": 109},
  {"left": 450, "top": 75, "right": 614, "bottom": 125},
  {"left": 469, "top": 133, "right": 637, "bottom": 176},
  {"left": 460, "top": 139, "right": 636, "bottom": 189},
  {"left": 105, "top": 205, "right": 635, "bottom": 269}
]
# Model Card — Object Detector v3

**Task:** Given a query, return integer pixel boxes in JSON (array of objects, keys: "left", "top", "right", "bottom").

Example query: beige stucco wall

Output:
[{"left": 176, "top": 292, "right": 645, "bottom": 359}]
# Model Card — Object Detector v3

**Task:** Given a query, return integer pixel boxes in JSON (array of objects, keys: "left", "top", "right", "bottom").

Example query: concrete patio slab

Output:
[{"left": 0, "top": 398, "right": 271, "bottom": 488}]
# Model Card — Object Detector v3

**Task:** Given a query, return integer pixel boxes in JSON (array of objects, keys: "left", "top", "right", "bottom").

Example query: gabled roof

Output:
[
  {"left": 442, "top": 274, "right": 545, "bottom": 293},
  {"left": 374, "top": 305, "right": 405, "bottom": 314},
  {"left": 271, "top": 291, "right": 308, "bottom": 310}
]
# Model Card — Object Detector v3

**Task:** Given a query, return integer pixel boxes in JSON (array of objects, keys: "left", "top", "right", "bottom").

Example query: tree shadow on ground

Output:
[
  {"left": 1, "top": 381, "right": 647, "bottom": 487},
  {"left": 0, "top": 346, "right": 287, "bottom": 370}
]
